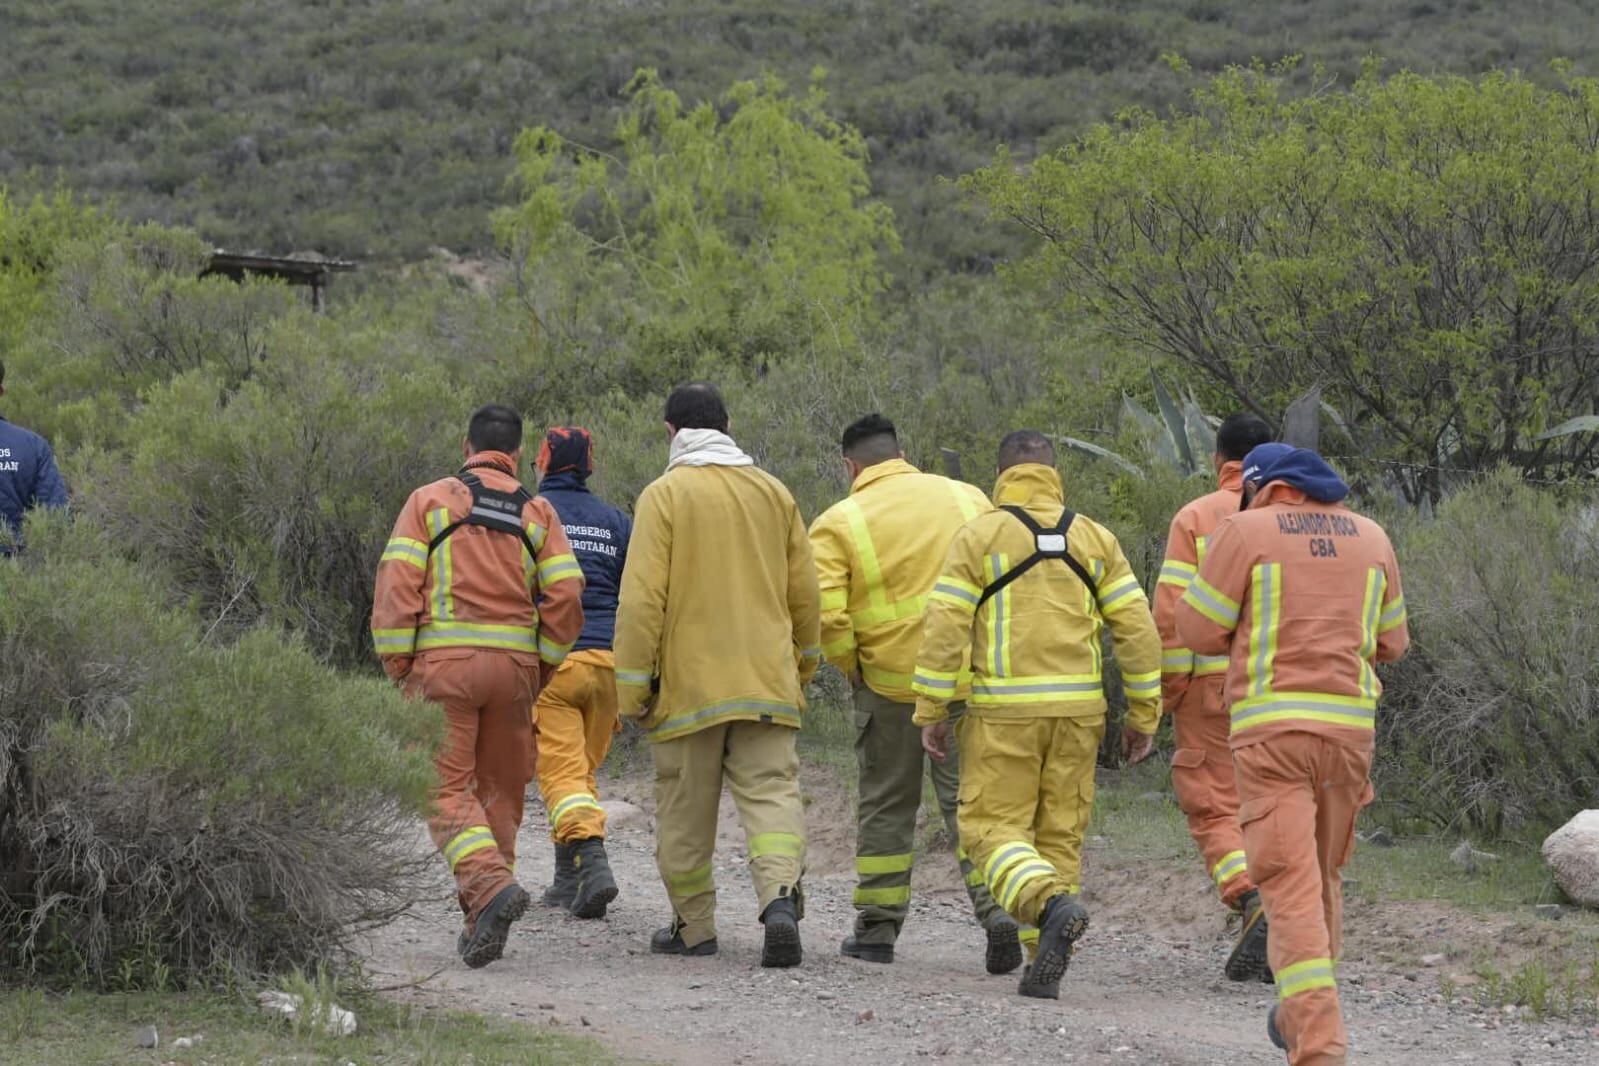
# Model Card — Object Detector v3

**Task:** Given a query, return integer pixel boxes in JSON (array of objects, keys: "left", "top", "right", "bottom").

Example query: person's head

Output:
[
  {"left": 536, "top": 426, "right": 594, "bottom": 480},
  {"left": 664, "top": 381, "right": 729, "bottom": 437},
  {"left": 464, "top": 403, "right": 523, "bottom": 465},
  {"left": 1214, "top": 412, "right": 1274, "bottom": 470},
  {"left": 1238, "top": 441, "right": 1295, "bottom": 508},
  {"left": 996, "top": 430, "right": 1056, "bottom": 474},
  {"left": 840, "top": 413, "right": 902, "bottom": 481}
]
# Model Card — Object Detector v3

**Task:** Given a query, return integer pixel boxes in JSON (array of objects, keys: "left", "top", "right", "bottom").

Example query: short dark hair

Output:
[
  {"left": 664, "top": 381, "right": 729, "bottom": 433},
  {"left": 467, "top": 404, "right": 523, "bottom": 454},
  {"left": 841, "top": 413, "right": 899, "bottom": 465},
  {"left": 997, "top": 430, "right": 1055, "bottom": 472},
  {"left": 1215, "top": 413, "right": 1274, "bottom": 462}
]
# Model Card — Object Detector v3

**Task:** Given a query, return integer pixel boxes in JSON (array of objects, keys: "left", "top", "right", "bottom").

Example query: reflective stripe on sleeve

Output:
[
  {"left": 372, "top": 627, "right": 417, "bottom": 653},
  {"left": 1121, "top": 668, "right": 1161, "bottom": 699},
  {"left": 1378, "top": 593, "right": 1406, "bottom": 633},
  {"left": 536, "top": 553, "right": 583, "bottom": 586},
  {"left": 1157, "top": 559, "right": 1197, "bottom": 588},
  {"left": 820, "top": 587, "right": 849, "bottom": 612},
  {"left": 1097, "top": 573, "right": 1146, "bottom": 613},
  {"left": 1184, "top": 576, "right": 1241, "bottom": 627},
  {"left": 381, "top": 537, "right": 428, "bottom": 569},
  {"left": 615, "top": 667, "right": 653, "bottom": 687}
]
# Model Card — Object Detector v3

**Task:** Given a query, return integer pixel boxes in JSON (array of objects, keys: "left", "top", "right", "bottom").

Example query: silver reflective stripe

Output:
[
  {"left": 974, "top": 680, "right": 1101, "bottom": 696},
  {"left": 912, "top": 673, "right": 957, "bottom": 691}
]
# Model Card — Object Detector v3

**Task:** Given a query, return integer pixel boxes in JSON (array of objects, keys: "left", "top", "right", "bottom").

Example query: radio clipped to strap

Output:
[
  {"left": 425, "top": 468, "right": 537, "bottom": 557},
  {"left": 975, "top": 505, "right": 1100, "bottom": 610}
]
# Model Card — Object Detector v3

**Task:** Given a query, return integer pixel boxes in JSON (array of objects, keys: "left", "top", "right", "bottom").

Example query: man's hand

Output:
[
  {"left": 921, "top": 721, "right": 950, "bottom": 762},
  {"left": 1121, "top": 726, "right": 1155, "bottom": 765}
]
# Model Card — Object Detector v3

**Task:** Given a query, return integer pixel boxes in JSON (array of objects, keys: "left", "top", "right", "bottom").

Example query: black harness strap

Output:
[
  {"left": 425, "top": 468, "right": 538, "bottom": 557},
  {"left": 975, "top": 505, "right": 1100, "bottom": 610}
]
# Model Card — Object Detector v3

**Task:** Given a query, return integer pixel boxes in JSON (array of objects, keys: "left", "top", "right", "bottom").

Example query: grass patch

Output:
[
  {"left": 0, "top": 986, "right": 620, "bottom": 1065},
  {"left": 1087, "top": 758, "right": 1194, "bottom": 863}
]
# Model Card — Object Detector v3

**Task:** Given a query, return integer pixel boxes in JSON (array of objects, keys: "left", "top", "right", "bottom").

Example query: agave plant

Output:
[{"left": 1061, "top": 368, "right": 1218, "bottom": 477}]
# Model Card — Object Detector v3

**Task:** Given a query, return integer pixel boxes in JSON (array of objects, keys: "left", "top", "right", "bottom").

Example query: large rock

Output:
[{"left": 1542, "top": 810, "right": 1599, "bottom": 909}]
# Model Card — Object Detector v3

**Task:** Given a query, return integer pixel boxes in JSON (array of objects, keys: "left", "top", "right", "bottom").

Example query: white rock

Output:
[
  {"left": 601, "top": 799, "right": 648, "bottom": 829},
  {"left": 255, "top": 990, "right": 357, "bottom": 1036},
  {"left": 173, "top": 1037, "right": 192, "bottom": 1050},
  {"left": 1543, "top": 811, "right": 1599, "bottom": 908}
]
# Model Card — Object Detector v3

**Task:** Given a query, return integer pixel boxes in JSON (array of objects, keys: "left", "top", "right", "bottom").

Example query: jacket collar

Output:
[
  {"left": 1251, "top": 481, "right": 1313, "bottom": 509},
  {"left": 462, "top": 450, "right": 518, "bottom": 477},
  {"left": 993, "top": 463, "right": 1065, "bottom": 507},
  {"left": 539, "top": 470, "right": 590, "bottom": 494},
  {"left": 1217, "top": 460, "right": 1244, "bottom": 493},
  {"left": 850, "top": 457, "right": 918, "bottom": 494}
]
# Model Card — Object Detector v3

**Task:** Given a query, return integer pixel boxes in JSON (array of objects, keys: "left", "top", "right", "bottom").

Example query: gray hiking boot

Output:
[
  {"left": 1016, "top": 895, "right": 1089, "bottom": 999},
  {"left": 840, "top": 935, "right": 894, "bottom": 963},
  {"left": 541, "top": 841, "right": 578, "bottom": 908},
  {"left": 650, "top": 919, "right": 718, "bottom": 957},
  {"left": 986, "top": 919, "right": 1023, "bottom": 975},
  {"left": 1225, "top": 889, "right": 1270, "bottom": 982},
  {"left": 568, "top": 838, "right": 618, "bottom": 919},
  {"left": 760, "top": 897, "right": 802, "bottom": 968},
  {"left": 460, "top": 883, "right": 530, "bottom": 968}
]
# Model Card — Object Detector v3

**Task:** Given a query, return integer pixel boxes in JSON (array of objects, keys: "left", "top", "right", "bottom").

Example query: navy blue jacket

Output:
[
  {"left": 538, "top": 471, "right": 631, "bottom": 652},
  {"left": 0, "top": 416, "right": 68, "bottom": 552}
]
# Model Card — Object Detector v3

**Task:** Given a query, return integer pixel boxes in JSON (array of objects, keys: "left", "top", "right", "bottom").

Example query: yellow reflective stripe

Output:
[
  {"left": 372, "top": 627, "right": 417, "bottom": 653},
  {"left": 1184, "top": 576, "right": 1240, "bottom": 627},
  {"left": 949, "top": 481, "right": 983, "bottom": 521},
  {"left": 972, "top": 673, "right": 1103, "bottom": 704},
  {"left": 667, "top": 862, "right": 714, "bottom": 897},
  {"left": 1212, "top": 850, "right": 1248, "bottom": 887},
  {"left": 425, "top": 507, "right": 456, "bottom": 621},
  {"left": 983, "top": 552, "right": 1013, "bottom": 677},
  {"left": 748, "top": 832, "right": 803, "bottom": 859},
  {"left": 839, "top": 499, "right": 888, "bottom": 611},
  {"left": 1097, "top": 572, "right": 1146, "bottom": 613},
  {"left": 911, "top": 668, "right": 958, "bottom": 695},
  {"left": 382, "top": 537, "right": 429, "bottom": 569},
  {"left": 853, "top": 885, "right": 912, "bottom": 906},
  {"left": 820, "top": 587, "right": 849, "bottom": 612},
  {"left": 1358, "top": 566, "right": 1384, "bottom": 699},
  {"left": 862, "top": 662, "right": 914, "bottom": 691},
  {"left": 1230, "top": 691, "right": 1377, "bottom": 734},
  {"left": 1157, "top": 559, "right": 1197, "bottom": 588},
  {"left": 1121, "top": 668, "right": 1160, "bottom": 697},
  {"left": 648, "top": 700, "right": 801, "bottom": 741},
  {"left": 616, "top": 667, "right": 652, "bottom": 686},
  {"left": 964, "top": 868, "right": 984, "bottom": 887},
  {"left": 1162, "top": 647, "right": 1194, "bottom": 672},
  {"left": 983, "top": 841, "right": 1039, "bottom": 885},
  {"left": 521, "top": 543, "right": 536, "bottom": 588},
  {"left": 856, "top": 853, "right": 914, "bottom": 875},
  {"left": 996, "top": 860, "right": 1057, "bottom": 910},
  {"left": 1194, "top": 653, "right": 1230, "bottom": 675},
  {"left": 443, "top": 825, "right": 497, "bottom": 870},
  {"left": 551, "top": 793, "right": 602, "bottom": 827},
  {"left": 417, "top": 621, "right": 538, "bottom": 652},
  {"left": 1195, "top": 535, "right": 1210, "bottom": 564},
  {"left": 851, "top": 594, "right": 928, "bottom": 629},
  {"left": 1378, "top": 592, "right": 1406, "bottom": 633},
  {"left": 1247, "top": 563, "right": 1282, "bottom": 699},
  {"left": 1277, "top": 957, "right": 1337, "bottom": 999},
  {"left": 1018, "top": 927, "right": 1040, "bottom": 945},
  {"left": 536, "top": 553, "right": 583, "bottom": 586},
  {"left": 538, "top": 631, "right": 577, "bottom": 664},
  {"left": 822, "top": 634, "right": 858, "bottom": 656},
  {"left": 526, "top": 521, "right": 548, "bottom": 553},
  {"left": 929, "top": 584, "right": 979, "bottom": 613}
]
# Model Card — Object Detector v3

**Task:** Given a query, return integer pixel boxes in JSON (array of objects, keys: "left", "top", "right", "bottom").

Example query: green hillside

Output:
[{"left": 5, "top": 0, "right": 1597, "bottom": 273}]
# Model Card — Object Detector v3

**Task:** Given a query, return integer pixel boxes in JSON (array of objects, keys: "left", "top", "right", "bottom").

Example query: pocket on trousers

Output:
[
  {"left": 1238, "top": 794, "right": 1289, "bottom": 884},
  {"left": 1338, "top": 781, "right": 1377, "bottom": 866},
  {"left": 1169, "top": 747, "right": 1211, "bottom": 816},
  {"left": 413, "top": 647, "right": 475, "bottom": 700}
]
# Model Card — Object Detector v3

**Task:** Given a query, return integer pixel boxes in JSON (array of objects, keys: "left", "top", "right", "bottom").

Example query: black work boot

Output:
[
  {"left": 840, "top": 935, "right": 894, "bottom": 964},
  {"left": 650, "top": 918, "right": 718, "bottom": 956},
  {"left": 1225, "top": 889, "right": 1271, "bottom": 982},
  {"left": 760, "top": 897, "right": 802, "bottom": 968},
  {"left": 460, "top": 882, "right": 530, "bottom": 969},
  {"left": 1267, "top": 1004, "right": 1287, "bottom": 1051},
  {"left": 986, "top": 918, "right": 1024, "bottom": 975},
  {"left": 568, "top": 838, "right": 618, "bottom": 919},
  {"left": 541, "top": 841, "right": 578, "bottom": 908},
  {"left": 1017, "top": 895, "right": 1089, "bottom": 999}
]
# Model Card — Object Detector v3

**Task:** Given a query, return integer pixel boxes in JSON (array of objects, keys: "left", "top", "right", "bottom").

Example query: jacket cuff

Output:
[
  {"left": 912, "top": 697, "right": 950, "bottom": 727},
  {"left": 1125, "top": 701, "right": 1161, "bottom": 735}
]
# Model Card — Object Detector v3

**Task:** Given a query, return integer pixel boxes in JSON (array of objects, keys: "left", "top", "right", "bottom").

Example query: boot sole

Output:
[
  {"left": 651, "top": 936, "right": 718, "bottom": 956},
  {"left": 1021, "top": 904, "right": 1088, "bottom": 997},
  {"left": 462, "top": 885, "right": 530, "bottom": 969},
  {"left": 569, "top": 880, "right": 618, "bottom": 920},
  {"left": 986, "top": 927, "right": 1023, "bottom": 975},
  {"left": 762, "top": 917, "right": 802, "bottom": 968},
  {"left": 1225, "top": 910, "right": 1270, "bottom": 982},
  {"left": 841, "top": 942, "right": 894, "bottom": 964},
  {"left": 541, "top": 890, "right": 578, "bottom": 908}
]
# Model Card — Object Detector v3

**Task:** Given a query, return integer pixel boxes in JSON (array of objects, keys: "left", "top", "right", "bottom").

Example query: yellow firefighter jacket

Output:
[
  {"left": 613, "top": 463, "right": 822, "bottom": 743},
  {"left": 911, "top": 463, "right": 1163, "bottom": 733},
  {"left": 808, "top": 459, "right": 991, "bottom": 702}
]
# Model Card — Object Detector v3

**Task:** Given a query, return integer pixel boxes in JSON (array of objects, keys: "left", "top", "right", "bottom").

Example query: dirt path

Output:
[{"left": 367, "top": 769, "right": 1599, "bottom": 1065}]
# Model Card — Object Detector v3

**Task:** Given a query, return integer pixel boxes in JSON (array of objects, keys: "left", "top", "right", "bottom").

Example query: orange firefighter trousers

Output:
[
  {"left": 1235, "top": 733, "right": 1373, "bottom": 1066},
  {"left": 1170, "top": 676, "right": 1255, "bottom": 907},
  {"left": 407, "top": 647, "right": 540, "bottom": 922},
  {"left": 534, "top": 649, "right": 620, "bottom": 843}
]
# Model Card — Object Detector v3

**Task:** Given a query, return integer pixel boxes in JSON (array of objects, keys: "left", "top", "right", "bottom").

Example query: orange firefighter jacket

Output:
[
  {"left": 1154, "top": 461, "right": 1245, "bottom": 708},
  {"left": 911, "top": 463, "right": 1163, "bottom": 733},
  {"left": 808, "top": 458, "right": 990, "bottom": 702},
  {"left": 371, "top": 451, "right": 586, "bottom": 681},
  {"left": 1174, "top": 481, "right": 1410, "bottom": 750}
]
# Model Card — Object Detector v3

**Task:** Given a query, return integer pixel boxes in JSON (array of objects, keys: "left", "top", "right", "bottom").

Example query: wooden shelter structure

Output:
[{"left": 202, "top": 251, "right": 357, "bottom": 311}]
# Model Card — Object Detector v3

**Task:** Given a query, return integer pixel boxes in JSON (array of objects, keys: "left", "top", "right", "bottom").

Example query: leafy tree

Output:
[
  {"left": 496, "top": 69, "right": 898, "bottom": 391},
  {"left": 968, "top": 64, "right": 1599, "bottom": 500}
]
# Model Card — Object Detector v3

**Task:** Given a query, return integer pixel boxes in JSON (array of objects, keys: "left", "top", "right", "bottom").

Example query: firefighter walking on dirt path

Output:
[
  {"left": 915, "top": 431, "right": 1163, "bottom": 1000},
  {"left": 371, "top": 404, "right": 585, "bottom": 969},
  {"left": 808, "top": 413, "right": 1022, "bottom": 974},
  {"left": 1154, "top": 412, "right": 1276, "bottom": 982},
  {"left": 1177, "top": 443, "right": 1410, "bottom": 1066},
  {"left": 530, "top": 426, "right": 632, "bottom": 921},
  {"left": 613, "top": 382, "right": 821, "bottom": 968}
]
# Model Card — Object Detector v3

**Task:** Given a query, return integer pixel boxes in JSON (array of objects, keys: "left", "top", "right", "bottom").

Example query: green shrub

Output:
[
  {"left": 0, "top": 517, "right": 437, "bottom": 986},
  {"left": 1375, "top": 469, "right": 1599, "bottom": 835}
]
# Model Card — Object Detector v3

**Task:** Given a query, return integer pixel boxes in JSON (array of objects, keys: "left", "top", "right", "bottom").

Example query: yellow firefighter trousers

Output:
[
  {"left": 957, "top": 714, "right": 1104, "bottom": 953},
  {"left": 652, "top": 719, "right": 807, "bottom": 949},
  {"left": 534, "top": 650, "right": 621, "bottom": 843}
]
